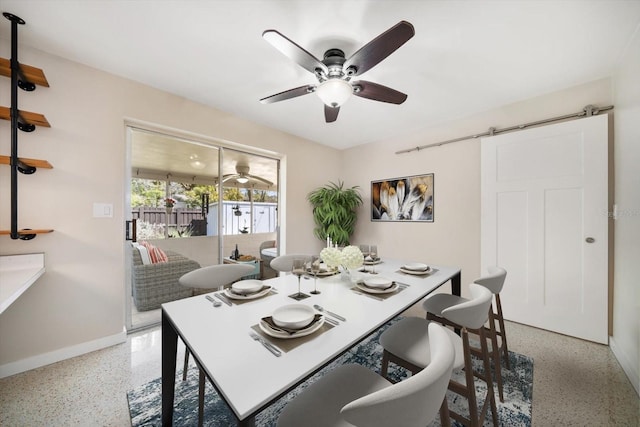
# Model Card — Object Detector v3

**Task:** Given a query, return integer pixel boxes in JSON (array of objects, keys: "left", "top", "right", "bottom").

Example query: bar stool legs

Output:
[{"left": 493, "top": 292, "right": 510, "bottom": 369}]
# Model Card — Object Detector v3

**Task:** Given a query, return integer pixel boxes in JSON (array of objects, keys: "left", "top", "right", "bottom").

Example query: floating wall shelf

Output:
[
  {"left": 1, "top": 12, "right": 53, "bottom": 240},
  {"left": 0, "top": 57, "right": 49, "bottom": 88},
  {"left": 0, "top": 106, "right": 51, "bottom": 129}
]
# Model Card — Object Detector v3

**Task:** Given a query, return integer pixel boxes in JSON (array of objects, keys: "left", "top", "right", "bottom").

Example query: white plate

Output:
[
  {"left": 259, "top": 315, "right": 325, "bottom": 339},
  {"left": 400, "top": 267, "right": 432, "bottom": 275},
  {"left": 363, "top": 258, "right": 382, "bottom": 265},
  {"left": 356, "top": 281, "right": 399, "bottom": 294},
  {"left": 232, "top": 280, "right": 263, "bottom": 295},
  {"left": 272, "top": 304, "right": 315, "bottom": 329},
  {"left": 363, "top": 276, "right": 393, "bottom": 289},
  {"left": 402, "top": 262, "right": 429, "bottom": 271},
  {"left": 224, "top": 286, "right": 271, "bottom": 300},
  {"left": 308, "top": 267, "right": 339, "bottom": 277}
]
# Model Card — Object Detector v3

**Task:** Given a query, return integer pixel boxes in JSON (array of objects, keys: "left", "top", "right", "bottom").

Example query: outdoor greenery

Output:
[
  {"left": 131, "top": 178, "right": 277, "bottom": 208},
  {"left": 307, "top": 181, "right": 363, "bottom": 247}
]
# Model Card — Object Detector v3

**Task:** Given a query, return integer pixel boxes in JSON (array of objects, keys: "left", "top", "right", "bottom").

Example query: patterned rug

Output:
[{"left": 128, "top": 318, "right": 533, "bottom": 426}]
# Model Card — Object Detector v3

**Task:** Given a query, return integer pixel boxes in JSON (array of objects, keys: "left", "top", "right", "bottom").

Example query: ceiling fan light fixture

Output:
[
  {"left": 236, "top": 176, "right": 249, "bottom": 184},
  {"left": 316, "top": 79, "right": 352, "bottom": 108},
  {"left": 189, "top": 154, "right": 206, "bottom": 170}
]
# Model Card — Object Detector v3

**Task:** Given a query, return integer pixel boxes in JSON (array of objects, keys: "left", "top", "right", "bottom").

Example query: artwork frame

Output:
[{"left": 371, "top": 173, "right": 434, "bottom": 222}]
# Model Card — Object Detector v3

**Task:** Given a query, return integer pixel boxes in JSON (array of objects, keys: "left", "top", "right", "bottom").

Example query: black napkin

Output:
[
  {"left": 230, "top": 285, "right": 270, "bottom": 296},
  {"left": 261, "top": 314, "right": 322, "bottom": 335}
]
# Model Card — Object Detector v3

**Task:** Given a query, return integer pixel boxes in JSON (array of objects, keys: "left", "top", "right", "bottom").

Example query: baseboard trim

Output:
[
  {"left": 610, "top": 336, "right": 639, "bottom": 396},
  {"left": 0, "top": 328, "right": 127, "bottom": 379}
]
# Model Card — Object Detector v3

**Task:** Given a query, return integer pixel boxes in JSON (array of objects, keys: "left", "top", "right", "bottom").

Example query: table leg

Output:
[
  {"left": 450, "top": 270, "right": 461, "bottom": 296},
  {"left": 162, "top": 309, "right": 178, "bottom": 426},
  {"left": 450, "top": 270, "right": 462, "bottom": 335},
  {"left": 238, "top": 417, "right": 256, "bottom": 427}
]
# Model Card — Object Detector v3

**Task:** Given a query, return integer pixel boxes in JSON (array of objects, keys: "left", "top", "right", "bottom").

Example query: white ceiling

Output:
[{"left": 1, "top": 0, "right": 639, "bottom": 150}]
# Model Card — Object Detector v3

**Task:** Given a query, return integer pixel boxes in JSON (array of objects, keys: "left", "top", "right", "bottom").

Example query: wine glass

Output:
[
  {"left": 359, "top": 244, "right": 370, "bottom": 273},
  {"left": 310, "top": 256, "right": 321, "bottom": 294},
  {"left": 369, "top": 245, "right": 378, "bottom": 274},
  {"left": 290, "top": 257, "right": 309, "bottom": 300}
]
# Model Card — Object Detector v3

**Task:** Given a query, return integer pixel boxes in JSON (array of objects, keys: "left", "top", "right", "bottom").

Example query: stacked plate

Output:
[
  {"left": 260, "top": 304, "right": 324, "bottom": 339},
  {"left": 224, "top": 280, "right": 271, "bottom": 300},
  {"left": 307, "top": 263, "right": 339, "bottom": 277},
  {"left": 356, "top": 276, "right": 398, "bottom": 294},
  {"left": 363, "top": 257, "right": 382, "bottom": 265},
  {"left": 399, "top": 262, "right": 432, "bottom": 275}
]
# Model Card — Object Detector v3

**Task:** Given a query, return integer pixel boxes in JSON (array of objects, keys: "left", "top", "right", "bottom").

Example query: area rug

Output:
[{"left": 128, "top": 318, "right": 533, "bottom": 426}]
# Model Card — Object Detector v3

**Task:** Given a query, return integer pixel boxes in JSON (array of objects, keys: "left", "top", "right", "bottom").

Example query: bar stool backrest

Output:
[
  {"left": 441, "top": 283, "right": 493, "bottom": 330},
  {"left": 473, "top": 266, "right": 507, "bottom": 294}
]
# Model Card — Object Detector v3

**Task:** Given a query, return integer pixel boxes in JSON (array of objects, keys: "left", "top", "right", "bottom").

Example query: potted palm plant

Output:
[{"left": 307, "top": 181, "right": 363, "bottom": 247}]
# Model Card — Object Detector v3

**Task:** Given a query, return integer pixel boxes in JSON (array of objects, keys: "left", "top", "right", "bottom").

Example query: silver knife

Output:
[
  {"left": 324, "top": 317, "right": 339, "bottom": 326},
  {"left": 214, "top": 292, "right": 232, "bottom": 306},
  {"left": 324, "top": 309, "right": 346, "bottom": 322}
]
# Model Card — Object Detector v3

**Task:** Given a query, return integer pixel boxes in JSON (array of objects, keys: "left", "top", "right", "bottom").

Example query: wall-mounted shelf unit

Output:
[{"left": 1, "top": 12, "right": 53, "bottom": 240}]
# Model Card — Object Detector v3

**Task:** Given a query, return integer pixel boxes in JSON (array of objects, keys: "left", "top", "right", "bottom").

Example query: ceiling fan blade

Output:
[
  {"left": 263, "top": 30, "right": 329, "bottom": 75},
  {"left": 248, "top": 174, "right": 274, "bottom": 186},
  {"left": 260, "top": 85, "right": 315, "bottom": 104},
  {"left": 352, "top": 80, "right": 407, "bottom": 104},
  {"left": 325, "top": 105, "right": 339, "bottom": 123},
  {"left": 221, "top": 174, "right": 239, "bottom": 183},
  {"left": 343, "top": 21, "right": 415, "bottom": 76}
]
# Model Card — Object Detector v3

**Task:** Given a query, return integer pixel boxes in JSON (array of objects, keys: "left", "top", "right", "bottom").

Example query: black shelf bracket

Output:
[
  {"left": 15, "top": 158, "right": 36, "bottom": 175},
  {"left": 18, "top": 229, "right": 36, "bottom": 241},
  {"left": 17, "top": 119, "right": 36, "bottom": 132}
]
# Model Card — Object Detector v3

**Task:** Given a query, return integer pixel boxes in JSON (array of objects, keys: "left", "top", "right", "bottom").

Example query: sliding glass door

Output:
[{"left": 125, "top": 127, "right": 279, "bottom": 331}]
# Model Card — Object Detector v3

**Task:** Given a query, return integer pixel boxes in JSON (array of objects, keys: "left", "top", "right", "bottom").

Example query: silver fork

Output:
[{"left": 249, "top": 331, "right": 282, "bottom": 357}]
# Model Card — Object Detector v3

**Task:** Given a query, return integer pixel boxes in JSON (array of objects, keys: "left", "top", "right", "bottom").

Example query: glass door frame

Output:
[{"left": 124, "top": 120, "right": 282, "bottom": 332}]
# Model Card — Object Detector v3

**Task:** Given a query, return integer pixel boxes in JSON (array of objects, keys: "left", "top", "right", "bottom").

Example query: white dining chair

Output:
[
  {"left": 270, "top": 254, "right": 312, "bottom": 273},
  {"left": 178, "top": 263, "right": 255, "bottom": 427},
  {"left": 379, "top": 283, "right": 498, "bottom": 427},
  {"left": 423, "top": 266, "right": 508, "bottom": 402},
  {"left": 277, "top": 322, "right": 455, "bottom": 427}
]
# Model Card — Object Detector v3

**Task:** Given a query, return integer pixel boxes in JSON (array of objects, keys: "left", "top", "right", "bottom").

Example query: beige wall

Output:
[
  {"left": 344, "top": 78, "right": 613, "bottom": 291},
  {"left": 344, "top": 74, "right": 638, "bottom": 393},
  {"left": 611, "top": 27, "right": 640, "bottom": 394},
  {"left": 0, "top": 44, "right": 341, "bottom": 375},
  {"left": 1, "top": 42, "right": 637, "bottom": 393}
]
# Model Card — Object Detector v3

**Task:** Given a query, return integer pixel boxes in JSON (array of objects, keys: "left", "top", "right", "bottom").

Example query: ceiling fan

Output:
[
  {"left": 222, "top": 164, "right": 274, "bottom": 186},
  {"left": 260, "top": 21, "right": 415, "bottom": 123}
]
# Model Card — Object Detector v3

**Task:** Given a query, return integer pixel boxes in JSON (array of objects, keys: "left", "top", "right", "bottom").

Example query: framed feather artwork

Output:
[{"left": 371, "top": 174, "right": 434, "bottom": 222}]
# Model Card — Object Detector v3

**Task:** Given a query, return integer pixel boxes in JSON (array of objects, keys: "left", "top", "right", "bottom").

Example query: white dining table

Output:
[{"left": 161, "top": 258, "right": 461, "bottom": 426}]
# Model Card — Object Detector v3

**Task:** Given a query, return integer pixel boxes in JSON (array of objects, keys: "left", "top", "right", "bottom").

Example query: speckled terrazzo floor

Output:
[{"left": 0, "top": 310, "right": 638, "bottom": 426}]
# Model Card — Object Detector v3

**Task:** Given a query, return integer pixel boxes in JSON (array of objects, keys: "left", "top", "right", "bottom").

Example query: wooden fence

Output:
[{"left": 132, "top": 207, "right": 204, "bottom": 227}]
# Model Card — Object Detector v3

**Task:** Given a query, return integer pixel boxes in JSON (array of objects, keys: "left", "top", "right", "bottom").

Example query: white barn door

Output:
[{"left": 481, "top": 115, "right": 608, "bottom": 344}]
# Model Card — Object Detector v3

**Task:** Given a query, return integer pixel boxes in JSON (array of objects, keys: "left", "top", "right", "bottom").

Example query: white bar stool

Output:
[{"left": 379, "top": 283, "right": 498, "bottom": 427}]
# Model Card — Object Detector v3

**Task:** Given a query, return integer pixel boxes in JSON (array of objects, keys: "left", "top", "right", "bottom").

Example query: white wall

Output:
[
  {"left": 0, "top": 43, "right": 341, "bottom": 376},
  {"left": 611, "top": 26, "right": 640, "bottom": 395}
]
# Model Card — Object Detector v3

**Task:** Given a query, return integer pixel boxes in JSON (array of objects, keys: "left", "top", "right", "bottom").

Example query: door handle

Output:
[
  {"left": 125, "top": 219, "right": 137, "bottom": 242},
  {"left": 585, "top": 237, "right": 595, "bottom": 243}
]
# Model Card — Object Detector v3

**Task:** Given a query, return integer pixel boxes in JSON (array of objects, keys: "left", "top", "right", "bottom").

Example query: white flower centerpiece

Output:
[{"left": 320, "top": 245, "right": 364, "bottom": 282}]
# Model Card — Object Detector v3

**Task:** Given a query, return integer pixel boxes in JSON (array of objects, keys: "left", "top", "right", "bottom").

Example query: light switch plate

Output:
[{"left": 93, "top": 203, "right": 113, "bottom": 218}]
